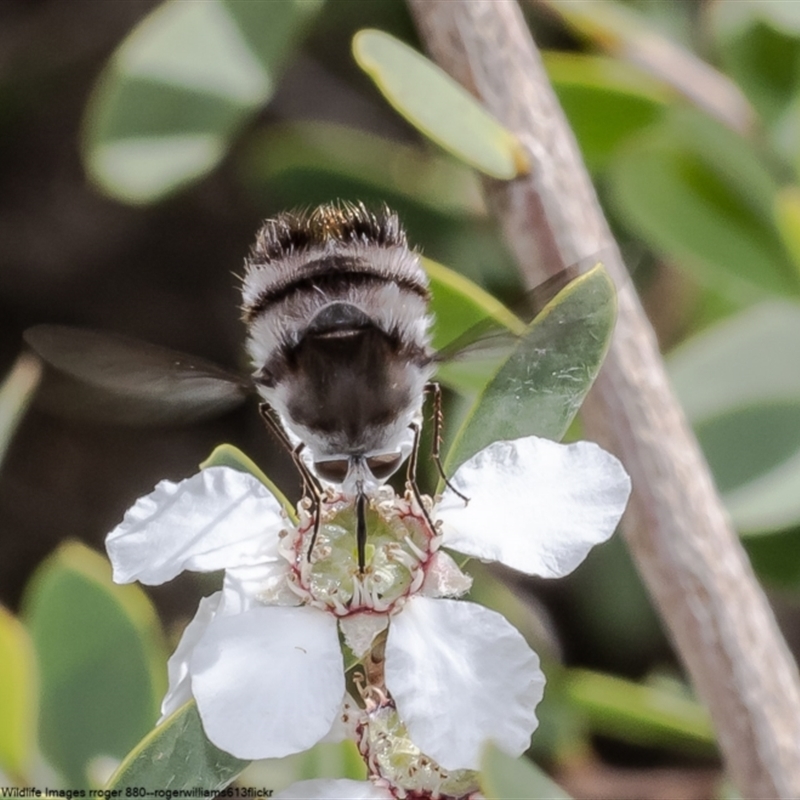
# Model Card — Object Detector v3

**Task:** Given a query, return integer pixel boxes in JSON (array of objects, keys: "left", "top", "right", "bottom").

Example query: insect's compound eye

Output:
[
  {"left": 314, "top": 459, "right": 350, "bottom": 483},
  {"left": 365, "top": 452, "right": 403, "bottom": 480}
]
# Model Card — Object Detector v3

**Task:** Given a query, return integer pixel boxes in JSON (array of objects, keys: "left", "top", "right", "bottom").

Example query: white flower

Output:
[{"left": 106, "top": 435, "right": 630, "bottom": 770}]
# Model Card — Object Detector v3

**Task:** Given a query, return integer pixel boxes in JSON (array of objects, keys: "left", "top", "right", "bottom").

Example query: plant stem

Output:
[{"left": 406, "top": 2, "right": 800, "bottom": 797}]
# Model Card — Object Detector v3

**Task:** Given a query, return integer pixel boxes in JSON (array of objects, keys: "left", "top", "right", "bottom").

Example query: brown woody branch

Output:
[{"left": 406, "top": 2, "right": 800, "bottom": 797}]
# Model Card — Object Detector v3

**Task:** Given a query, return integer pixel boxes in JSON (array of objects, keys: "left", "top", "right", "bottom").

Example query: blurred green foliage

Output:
[{"left": 22, "top": 543, "right": 168, "bottom": 787}]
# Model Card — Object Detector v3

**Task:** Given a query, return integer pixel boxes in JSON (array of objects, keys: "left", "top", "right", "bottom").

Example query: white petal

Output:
[
  {"left": 385, "top": 597, "right": 544, "bottom": 771},
  {"left": 339, "top": 612, "right": 388, "bottom": 658},
  {"left": 221, "top": 561, "right": 297, "bottom": 614},
  {"left": 420, "top": 550, "right": 472, "bottom": 598},
  {"left": 439, "top": 437, "right": 631, "bottom": 577},
  {"left": 190, "top": 606, "right": 344, "bottom": 759},
  {"left": 107, "top": 467, "right": 285, "bottom": 585},
  {"left": 275, "top": 779, "right": 391, "bottom": 799},
  {"left": 321, "top": 693, "right": 361, "bottom": 744},
  {"left": 159, "top": 592, "right": 221, "bottom": 722}
]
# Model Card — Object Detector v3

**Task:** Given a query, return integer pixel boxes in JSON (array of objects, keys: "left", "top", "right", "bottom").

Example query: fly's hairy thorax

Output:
[{"left": 241, "top": 203, "right": 435, "bottom": 461}]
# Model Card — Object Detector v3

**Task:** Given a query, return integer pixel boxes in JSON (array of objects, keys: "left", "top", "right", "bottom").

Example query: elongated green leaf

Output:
[
  {"left": 22, "top": 542, "right": 167, "bottom": 787},
  {"left": 239, "top": 126, "right": 517, "bottom": 291},
  {"left": 444, "top": 265, "right": 616, "bottom": 473},
  {"left": 707, "top": 0, "right": 800, "bottom": 39},
  {"left": 466, "top": 563, "right": 558, "bottom": 661},
  {"left": 83, "top": 0, "right": 323, "bottom": 203},
  {"left": 708, "top": 0, "right": 800, "bottom": 126},
  {"left": 608, "top": 110, "right": 799, "bottom": 300},
  {"left": 426, "top": 258, "right": 524, "bottom": 348},
  {"left": 352, "top": 29, "right": 528, "bottom": 179},
  {"left": 544, "top": 0, "right": 754, "bottom": 135},
  {"left": 562, "top": 669, "right": 716, "bottom": 755},
  {"left": 669, "top": 301, "right": 800, "bottom": 533},
  {"left": 424, "top": 257, "right": 524, "bottom": 395},
  {"left": 565, "top": 535, "right": 664, "bottom": 681},
  {"left": 242, "top": 122, "right": 484, "bottom": 218},
  {"left": 661, "top": 108, "right": 779, "bottom": 216},
  {"left": 481, "top": 745, "right": 572, "bottom": 800},
  {"left": 0, "top": 353, "right": 41, "bottom": 471},
  {"left": 774, "top": 185, "right": 800, "bottom": 277},
  {"left": 107, "top": 701, "right": 248, "bottom": 792},
  {"left": 0, "top": 606, "right": 37, "bottom": 781},
  {"left": 545, "top": 52, "right": 667, "bottom": 171}
]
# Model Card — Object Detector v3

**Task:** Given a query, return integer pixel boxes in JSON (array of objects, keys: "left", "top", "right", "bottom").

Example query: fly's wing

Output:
[
  {"left": 24, "top": 325, "right": 251, "bottom": 426},
  {"left": 434, "top": 267, "right": 580, "bottom": 389},
  {"left": 440, "top": 263, "right": 617, "bottom": 472}
]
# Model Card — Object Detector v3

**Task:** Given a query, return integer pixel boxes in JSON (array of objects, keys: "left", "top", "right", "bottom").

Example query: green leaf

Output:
[
  {"left": 669, "top": 301, "right": 800, "bottom": 533},
  {"left": 565, "top": 535, "right": 665, "bottom": 678},
  {"left": 467, "top": 562, "right": 556, "bottom": 647},
  {"left": 544, "top": 52, "right": 667, "bottom": 171},
  {"left": 425, "top": 258, "right": 524, "bottom": 400},
  {"left": 200, "top": 443, "right": 297, "bottom": 523},
  {"left": 662, "top": 108, "right": 779, "bottom": 215},
  {"left": 83, "top": 0, "right": 323, "bottom": 203},
  {"left": 0, "top": 606, "right": 38, "bottom": 781},
  {"left": 444, "top": 265, "right": 616, "bottom": 474},
  {"left": 562, "top": 669, "right": 716, "bottom": 756},
  {"left": 544, "top": 0, "right": 754, "bottom": 135},
  {"left": 708, "top": 1, "right": 800, "bottom": 126},
  {"left": 542, "top": 0, "right": 676, "bottom": 52},
  {"left": 608, "top": 111, "right": 799, "bottom": 300},
  {"left": 480, "top": 745, "right": 572, "bottom": 800},
  {"left": 744, "top": 526, "right": 800, "bottom": 589},
  {"left": 352, "top": 29, "right": 528, "bottom": 179},
  {"left": 0, "top": 353, "right": 41, "bottom": 471},
  {"left": 774, "top": 185, "right": 800, "bottom": 278},
  {"left": 241, "top": 121, "right": 484, "bottom": 218},
  {"left": 107, "top": 701, "right": 248, "bottom": 792},
  {"left": 695, "top": 401, "right": 800, "bottom": 495},
  {"left": 426, "top": 257, "right": 524, "bottom": 350},
  {"left": 238, "top": 125, "right": 520, "bottom": 292},
  {"left": 710, "top": 0, "right": 800, "bottom": 38},
  {"left": 22, "top": 542, "right": 168, "bottom": 787}
]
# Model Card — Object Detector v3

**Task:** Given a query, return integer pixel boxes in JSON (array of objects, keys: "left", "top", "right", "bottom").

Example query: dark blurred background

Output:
[{"left": 1, "top": 0, "right": 264, "bottom": 612}]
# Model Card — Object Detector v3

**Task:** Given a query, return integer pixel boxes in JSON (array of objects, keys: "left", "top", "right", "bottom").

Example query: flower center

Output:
[
  {"left": 283, "top": 487, "right": 440, "bottom": 615},
  {"left": 356, "top": 697, "right": 480, "bottom": 799}
]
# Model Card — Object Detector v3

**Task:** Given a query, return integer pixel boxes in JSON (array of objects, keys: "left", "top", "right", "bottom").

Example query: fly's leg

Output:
[
  {"left": 424, "top": 382, "right": 469, "bottom": 503},
  {"left": 258, "top": 403, "right": 323, "bottom": 562},
  {"left": 407, "top": 421, "right": 439, "bottom": 536}
]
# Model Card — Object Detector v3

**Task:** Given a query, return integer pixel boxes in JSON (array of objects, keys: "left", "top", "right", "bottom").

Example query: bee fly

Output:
[
  {"left": 24, "top": 203, "right": 465, "bottom": 572},
  {"left": 240, "top": 202, "right": 459, "bottom": 569}
]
